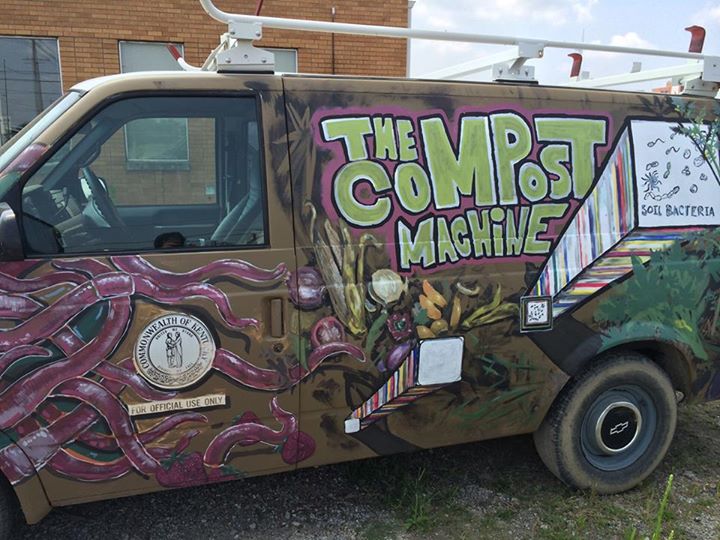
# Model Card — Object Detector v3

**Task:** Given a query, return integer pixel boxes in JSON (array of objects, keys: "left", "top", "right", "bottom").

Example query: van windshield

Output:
[{"left": 0, "top": 92, "right": 82, "bottom": 175}]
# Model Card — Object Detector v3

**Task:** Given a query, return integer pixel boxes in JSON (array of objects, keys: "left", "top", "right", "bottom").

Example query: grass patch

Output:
[
  {"left": 344, "top": 455, "right": 474, "bottom": 535},
  {"left": 347, "top": 403, "right": 720, "bottom": 539},
  {"left": 359, "top": 519, "right": 398, "bottom": 540},
  {"left": 387, "top": 466, "right": 470, "bottom": 533},
  {"left": 626, "top": 475, "right": 676, "bottom": 540}
]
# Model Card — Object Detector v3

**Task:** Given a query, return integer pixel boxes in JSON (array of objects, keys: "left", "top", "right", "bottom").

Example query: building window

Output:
[
  {"left": 119, "top": 41, "right": 184, "bottom": 74},
  {"left": 0, "top": 37, "right": 62, "bottom": 146},
  {"left": 118, "top": 41, "right": 188, "bottom": 170},
  {"left": 268, "top": 48, "right": 298, "bottom": 73}
]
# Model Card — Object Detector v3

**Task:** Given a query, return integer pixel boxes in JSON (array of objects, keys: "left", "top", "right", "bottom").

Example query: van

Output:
[{"left": 0, "top": 1, "right": 718, "bottom": 534}]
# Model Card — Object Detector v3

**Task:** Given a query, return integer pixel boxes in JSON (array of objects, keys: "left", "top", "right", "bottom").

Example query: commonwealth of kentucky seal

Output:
[{"left": 134, "top": 313, "right": 216, "bottom": 389}]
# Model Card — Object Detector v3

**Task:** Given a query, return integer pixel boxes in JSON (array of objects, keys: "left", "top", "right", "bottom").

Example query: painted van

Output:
[{"left": 0, "top": 29, "right": 719, "bottom": 536}]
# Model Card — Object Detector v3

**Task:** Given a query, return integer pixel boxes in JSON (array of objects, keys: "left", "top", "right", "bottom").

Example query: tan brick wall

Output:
[
  {"left": 0, "top": 0, "right": 409, "bottom": 89},
  {"left": 93, "top": 118, "right": 217, "bottom": 206}
]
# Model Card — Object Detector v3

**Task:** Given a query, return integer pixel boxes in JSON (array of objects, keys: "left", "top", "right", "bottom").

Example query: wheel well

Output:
[
  {"left": 0, "top": 443, "right": 52, "bottom": 524},
  {"left": 599, "top": 341, "right": 692, "bottom": 398}
]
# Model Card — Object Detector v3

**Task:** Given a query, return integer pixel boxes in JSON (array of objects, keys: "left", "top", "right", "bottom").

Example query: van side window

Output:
[{"left": 21, "top": 96, "right": 267, "bottom": 256}]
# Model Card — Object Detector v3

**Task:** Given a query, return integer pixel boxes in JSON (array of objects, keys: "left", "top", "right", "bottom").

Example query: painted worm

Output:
[
  {"left": 286, "top": 342, "right": 365, "bottom": 383},
  {"left": 76, "top": 412, "right": 207, "bottom": 452},
  {"left": 213, "top": 341, "right": 365, "bottom": 391},
  {"left": 50, "top": 378, "right": 162, "bottom": 475},
  {"left": 203, "top": 397, "right": 296, "bottom": 467},
  {"left": 0, "top": 345, "right": 51, "bottom": 377},
  {"left": 0, "top": 297, "right": 131, "bottom": 430},
  {"left": 0, "top": 270, "right": 85, "bottom": 293},
  {"left": 0, "top": 269, "right": 256, "bottom": 352},
  {"left": 53, "top": 258, "right": 113, "bottom": 278},
  {"left": 93, "top": 361, "right": 176, "bottom": 402},
  {"left": 111, "top": 255, "right": 288, "bottom": 286},
  {"left": 48, "top": 429, "right": 201, "bottom": 483},
  {"left": 0, "top": 294, "right": 43, "bottom": 319}
]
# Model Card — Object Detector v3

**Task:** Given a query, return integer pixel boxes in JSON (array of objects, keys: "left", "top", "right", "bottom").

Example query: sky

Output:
[{"left": 408, "top": 0, "right": 720, "bottom": 88}]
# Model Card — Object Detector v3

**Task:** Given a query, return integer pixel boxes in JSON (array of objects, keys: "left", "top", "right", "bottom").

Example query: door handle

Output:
[{"left": 269, "top": 298, "right": 284, "bottom": 338}]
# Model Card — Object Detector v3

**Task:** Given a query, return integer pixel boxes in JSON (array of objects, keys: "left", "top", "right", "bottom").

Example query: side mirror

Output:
[{"left": 0, "top": 203, "right": 24, "bottom": 261}]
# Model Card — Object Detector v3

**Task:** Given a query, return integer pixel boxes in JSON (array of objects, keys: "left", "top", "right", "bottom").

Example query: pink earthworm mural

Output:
[{"left": 0, "top": 255, "right": 359, "bottom": 487}]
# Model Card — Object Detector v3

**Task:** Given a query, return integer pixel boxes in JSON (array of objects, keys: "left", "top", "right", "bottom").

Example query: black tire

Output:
[
  {"left": 0, "top": 479, "right": 19, "bottom": 539},
  {"left": 534, "top": 352, "right": 677, "bottom": 494}
]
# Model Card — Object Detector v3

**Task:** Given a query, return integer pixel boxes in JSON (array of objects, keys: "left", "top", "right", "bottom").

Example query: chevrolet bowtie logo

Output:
[{"left": 610, "top": 421, "right": 630, "bottom": 436}]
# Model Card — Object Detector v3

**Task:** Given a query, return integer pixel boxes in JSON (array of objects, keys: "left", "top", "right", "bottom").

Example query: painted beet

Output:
[{"left": 287, "top": 266, "right": 327, "bottom": 309}]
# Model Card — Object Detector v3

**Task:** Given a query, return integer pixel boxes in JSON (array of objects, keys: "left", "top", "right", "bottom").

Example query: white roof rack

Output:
[{"left": 193, "top": 0, "right": 719, "bottom": 96}]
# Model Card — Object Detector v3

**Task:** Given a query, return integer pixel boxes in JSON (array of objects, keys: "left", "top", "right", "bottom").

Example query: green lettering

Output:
[
  {"left": 421, "top": 115, "right": 496, "bottom": 209},
  {"left": 397, "top": 217, "right": 435, "bottom": 270},
  {"left": 396, "top": 119, "right": 419, "bottom": 162},
  {"left": 466, "top": 209, "right": 492, "bottom": 258},
  {"left": 534, "top": 117, "right": 607, "bottom": 198},
  {"left": 539, "top": 144, "right": 572, "bottom": 200},
  {"left": 524, "top": 203, "right": 568, "bottom": 254},
  {"left": 518, "top": 162, "right": 549, "bottom": 202},
  {"left": 436, "top": 217, "right": 459, "bottom": 264},
  {"left": 373, "top": 116, "right": 398, "bottom": 160},
  {"left": 450, "top": 216, "right": 471, "bottom": 258},
  {"left": 491, "top": 113, "right": 532, "bottom": 205},
  {"left": 505, "top": 207, "right": 530, "bottom": 255},
  {"left": 322, "top": 116, "right": 373, "bottom": 161},
  {"left": 394, "top": 162, "right": 431, "bottom": 214},
  {"left": 333, "top": 161, "right": 392, "bottom": 227}
]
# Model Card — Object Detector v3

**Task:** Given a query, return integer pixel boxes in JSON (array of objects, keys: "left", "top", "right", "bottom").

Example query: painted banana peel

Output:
[
  {"left": 461, "top": 285, "right": 518, "bottom": 329},
  {"left": 414, "top": 281, "right": 517, "bottom": 338},
  {"left": 305, "top": 202, "right": 379, "bottom": 336}
]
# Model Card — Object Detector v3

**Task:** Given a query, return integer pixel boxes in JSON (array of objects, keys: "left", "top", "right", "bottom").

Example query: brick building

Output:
[{"left": 0, "top": 0, "right": 411, "bottom": 144}]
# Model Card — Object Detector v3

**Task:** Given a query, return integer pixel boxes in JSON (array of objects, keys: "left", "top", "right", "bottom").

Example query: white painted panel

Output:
[
  {"left": 417, "top": 337, "right": 464, "bottom": 386},
  {"left": 632, "top": 120, "right": 720, "bottom": 227}
]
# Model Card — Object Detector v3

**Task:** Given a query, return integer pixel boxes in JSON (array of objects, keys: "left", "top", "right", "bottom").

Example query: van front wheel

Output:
[
  {"left": 533, "top": 353, "right": 677, "bottom": 494},
  {"left": 0, "top": 479, "right": 19, "bottom": 540}
]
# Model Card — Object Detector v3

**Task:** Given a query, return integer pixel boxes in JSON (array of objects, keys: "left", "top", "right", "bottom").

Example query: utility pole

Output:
[
  {"left": 31, "top": 39, "right": 43, "bottom": 113},
  {"left": 1, "top": 59, "right": 8, "bottom": 145},
  {"left": 331, "top": 6, "right": 336, "bottom": 75}
]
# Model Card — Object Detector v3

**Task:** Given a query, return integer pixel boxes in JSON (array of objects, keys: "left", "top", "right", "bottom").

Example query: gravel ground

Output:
[{"left": 16, "top": 400, "right": 720, "bottom": 540}]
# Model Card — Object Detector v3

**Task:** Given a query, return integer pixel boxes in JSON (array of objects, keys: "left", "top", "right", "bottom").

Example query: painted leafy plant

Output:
[
  {"left": 671, "top": 98, "right": 720, "bottom": 186},
  {"left": 596, "top": 243, "right": 712, "bottom": 360},
  {"left": 454, "top": 354, "right": 545, "bottom": 427}
]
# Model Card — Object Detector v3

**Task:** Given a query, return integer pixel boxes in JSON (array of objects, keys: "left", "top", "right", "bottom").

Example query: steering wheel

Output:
[{"left": 80, "top": 166, "right": 126, "bottom": 230}]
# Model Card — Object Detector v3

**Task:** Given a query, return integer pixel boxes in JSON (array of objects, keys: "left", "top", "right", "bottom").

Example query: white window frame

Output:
[
  {"left": 118, "top": 41, "right": 190, "bottom": 170},
  {"left": 266, "top": 47, "right": 298, "bottom": 73}
]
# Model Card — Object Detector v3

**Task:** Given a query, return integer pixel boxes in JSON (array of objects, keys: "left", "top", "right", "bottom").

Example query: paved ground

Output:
[{"left": 15, "top": 400, "right": 720, "bottom": 540}]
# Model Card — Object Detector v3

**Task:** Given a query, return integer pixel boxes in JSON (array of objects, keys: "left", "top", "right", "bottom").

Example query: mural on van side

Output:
[
  {"left": 0, "top": 256, "right": 364, "bottom": 486},
  {"left": 296, "top": 100, "right": 720, "bottom": 438}
]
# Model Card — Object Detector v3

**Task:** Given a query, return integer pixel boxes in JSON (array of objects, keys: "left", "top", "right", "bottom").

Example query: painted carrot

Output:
[
  {"left": 422, "top": 281, "right": 448, "bottom": 308},
  {"left": 419, "top": 294, "right": 442, "bottom": 320}
]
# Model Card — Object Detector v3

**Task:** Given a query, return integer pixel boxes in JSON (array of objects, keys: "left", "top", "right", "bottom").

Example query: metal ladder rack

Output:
[{"left": 194, "top": 0, "right": 720, "bottom": 97}]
